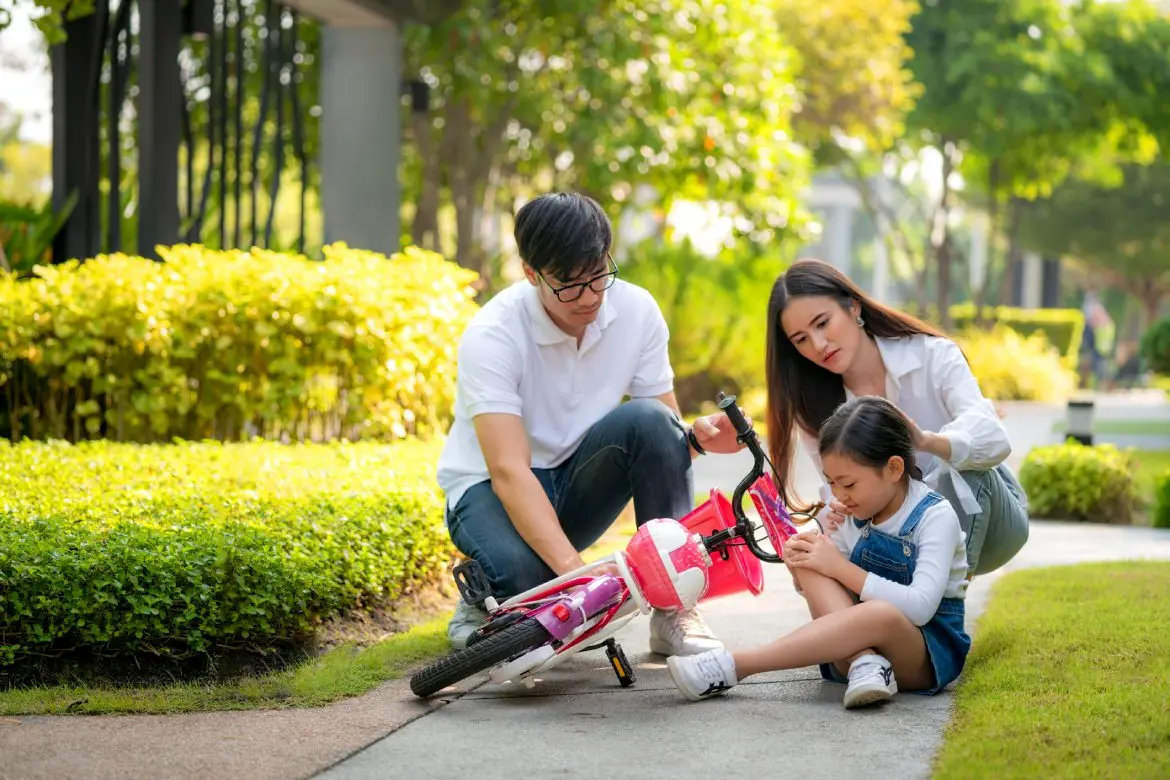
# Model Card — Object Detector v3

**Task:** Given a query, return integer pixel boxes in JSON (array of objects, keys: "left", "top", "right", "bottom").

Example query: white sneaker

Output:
[
  {"left": 843, "top": 653, "right": 897, "bottom": 708},
  {"left": 666, "top": 648, "right": 738, "bottom": 701},
  {"left": 446, "top": 599, "right": 489, "bottom": 650},
  {"left": 648, "top": 607, "right": 724, "bottom": 656}
]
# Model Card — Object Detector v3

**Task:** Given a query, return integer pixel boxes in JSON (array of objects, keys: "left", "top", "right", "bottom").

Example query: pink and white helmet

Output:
[{"left": 616, "top": 518, "right": 712, "bottom": 613}]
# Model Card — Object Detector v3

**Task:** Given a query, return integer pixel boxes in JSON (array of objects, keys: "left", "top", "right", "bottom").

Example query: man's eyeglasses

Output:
[{"left": 539, "top": 253, "right": 619, "bottom": 303}]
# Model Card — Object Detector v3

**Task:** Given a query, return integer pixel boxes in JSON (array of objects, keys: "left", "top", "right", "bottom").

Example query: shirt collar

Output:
[
  {"left": 874, "top": 335, "right": 923, "bottom": 392},
  {"left": 523, "top": 283, "right": 617, "bottom": 346}
]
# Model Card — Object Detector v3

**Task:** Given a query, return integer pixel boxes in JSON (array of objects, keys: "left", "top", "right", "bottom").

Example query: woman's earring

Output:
[{"left": 856, "top": 315, "right": 865, "bottom": 328}]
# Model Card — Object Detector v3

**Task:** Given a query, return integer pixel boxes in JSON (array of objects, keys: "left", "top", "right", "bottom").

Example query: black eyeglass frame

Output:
[{"left": 538, "top": 253, "right": 620, "bottom": 303}]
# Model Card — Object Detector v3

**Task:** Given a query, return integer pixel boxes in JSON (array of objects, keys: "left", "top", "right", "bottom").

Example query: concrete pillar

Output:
[
  {"left": 822, "top": 204, "right": 853, "bottom": 276},
  {"left": 1020, "top": 251, "right": 1044, "bottom": 309},
  {"left": 320, "top": 24, "right": 401, "bottom": 255},
  {"left": 969, "top": 211, "right": 989, "bottom": 295}
]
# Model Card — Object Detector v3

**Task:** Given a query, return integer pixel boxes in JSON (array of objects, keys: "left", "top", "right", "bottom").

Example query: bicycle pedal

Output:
[
  {"left": 452, "top": 559, "right": 493, "bottom": 607},
  {"left": 605, "top": 640, "right": 636, "bottom": 687}
]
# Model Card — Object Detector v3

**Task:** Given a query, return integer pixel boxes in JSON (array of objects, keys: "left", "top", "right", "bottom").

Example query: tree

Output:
[
  {"left": 402, "top": 0, "right": 810, "bottom": 280},
  {"left": 1017, "top": 162, "right": 1170, "bottom": 329},
  {"left": 774, "top": 0, "right": 920, "bottom": 161}
]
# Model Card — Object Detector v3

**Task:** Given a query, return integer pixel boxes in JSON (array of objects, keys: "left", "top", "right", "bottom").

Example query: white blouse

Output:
[{"left": 799, "top": 334, "right": 1018, "bottom": 516}]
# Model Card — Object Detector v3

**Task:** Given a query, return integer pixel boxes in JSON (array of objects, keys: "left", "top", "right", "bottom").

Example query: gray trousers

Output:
[{"left": 933, "top": 464, "right": 1030, "bottom": 576}]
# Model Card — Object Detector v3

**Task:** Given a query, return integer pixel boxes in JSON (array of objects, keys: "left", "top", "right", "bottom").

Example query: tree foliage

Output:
[
  {"left": 402, "top": 0, "right": 810, "bottom": 277},
  {"left": 1018, "top": 162, "right": 1170, "bottom": 327},
  {"left": 775, "top": 0, "right": 921, "bottom": 159}
]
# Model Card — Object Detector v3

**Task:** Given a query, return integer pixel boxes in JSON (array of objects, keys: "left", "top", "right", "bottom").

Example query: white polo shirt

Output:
[{"left": 436, "top": 278, "right": 675, "bottom": 511}]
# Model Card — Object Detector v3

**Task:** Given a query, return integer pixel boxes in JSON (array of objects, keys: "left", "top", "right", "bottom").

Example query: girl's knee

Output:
[{"left": 860, "top": 599, "right": 908, "bottom": 634}]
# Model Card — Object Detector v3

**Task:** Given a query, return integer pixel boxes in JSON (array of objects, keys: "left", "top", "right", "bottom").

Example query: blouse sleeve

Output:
[{"left": 930, "top": 338, "right": 1012, "bottom": 471}]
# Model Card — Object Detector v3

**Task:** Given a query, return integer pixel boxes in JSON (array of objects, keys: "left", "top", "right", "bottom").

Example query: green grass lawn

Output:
[
  {"left": 1051, "top": 418, "right": 1170, "bottom": 437},
  {"left": 934, "top": 561, "right": 1170, "bottom": 779},
  {"left": 0, "top": 614, "right": 452, "bottom": 716}
]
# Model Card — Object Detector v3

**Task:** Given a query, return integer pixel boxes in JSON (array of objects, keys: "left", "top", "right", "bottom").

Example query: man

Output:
[{"left": 436, "top": 192, "right": 745, "bottom": 655}]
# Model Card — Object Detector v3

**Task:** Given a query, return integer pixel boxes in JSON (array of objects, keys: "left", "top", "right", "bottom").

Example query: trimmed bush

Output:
[
  {"left": 0, "top": 438, "right": 453, "bottom": 665},
  {"left": 0, "top": 243, "right": 479, "bottom": 443},
  {"left": 949, "top": 304, "right": 1084, "bottom": 368},
  {"left": 1154, "top": 471, "right": 1170, "bottom": 530},
  {"left": 955, "top": 324, "right": 1077, "bottom": 402},
  {"left": 1140, "top": 317, "right": 1170, "bottom": 375},
  {"left": 1018, "top": 441, "right": 1140, "bottom": 524}
]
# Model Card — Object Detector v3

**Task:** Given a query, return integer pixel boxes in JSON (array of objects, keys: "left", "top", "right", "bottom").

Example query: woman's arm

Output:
[{"left": 928, "top": 338, "right": 1012, "bottom": 471}]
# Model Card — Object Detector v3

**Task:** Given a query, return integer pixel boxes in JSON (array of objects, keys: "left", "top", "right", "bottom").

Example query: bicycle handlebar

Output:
[{"left": 699, "top": 392, "right": 784, "bottom": 564}]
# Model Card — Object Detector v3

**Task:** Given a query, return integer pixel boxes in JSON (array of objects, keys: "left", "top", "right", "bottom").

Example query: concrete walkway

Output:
[{"left": 3, "top": 396, "right": 1169, "bottom": 780}]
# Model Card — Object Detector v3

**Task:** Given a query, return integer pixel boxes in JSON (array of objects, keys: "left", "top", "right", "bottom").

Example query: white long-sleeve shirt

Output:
[
  {"left": 829, "top": 479, "right": 969, "bottom": 626},
  {"left": 801, "top": 334, "right": 1021, "bottom": 516}
]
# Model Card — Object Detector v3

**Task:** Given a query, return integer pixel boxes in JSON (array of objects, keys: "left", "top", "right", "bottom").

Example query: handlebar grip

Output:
[{"left": 717, "top": 392, "right": 752, "bottom": 437}]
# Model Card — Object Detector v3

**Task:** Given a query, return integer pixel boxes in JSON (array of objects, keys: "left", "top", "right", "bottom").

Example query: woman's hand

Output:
[
  {"left": 784, "top": 533, "right": 845, "bottom": 578},
  {"left": 691, "top": 412, "right": 749, "bottom": 454},
  {"left": 823, "top": 499, "right": 849, "bottom": 532}
]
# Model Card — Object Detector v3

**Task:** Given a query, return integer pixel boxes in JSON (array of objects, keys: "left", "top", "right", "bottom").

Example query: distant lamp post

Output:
[{"left": 1066, "top": 398, "right": 1095, "bottom": 446}]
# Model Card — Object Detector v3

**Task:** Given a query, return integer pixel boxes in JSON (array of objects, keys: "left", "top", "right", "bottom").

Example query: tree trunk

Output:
[
  {"left": 997, "top": 196, "right": 1025, "bottom": 311},
  {"left": 975, "top": 159, "right": 1000, "bottom": 324},
  {"left": 411, "top": 111, "right": 441, "bottom": 252},
  {"left": 933, "top": 138, "right": 955, "bottom": 330}
]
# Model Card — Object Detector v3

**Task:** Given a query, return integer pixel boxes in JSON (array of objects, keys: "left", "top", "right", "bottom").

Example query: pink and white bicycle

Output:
[{"left": 410, "top": 393, "right": 822, "bottom": 698}]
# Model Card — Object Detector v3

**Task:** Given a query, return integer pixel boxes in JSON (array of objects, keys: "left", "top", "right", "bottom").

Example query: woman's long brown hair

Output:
[{"left": 764, "top": 258, "right": 948, "bottom": 511}]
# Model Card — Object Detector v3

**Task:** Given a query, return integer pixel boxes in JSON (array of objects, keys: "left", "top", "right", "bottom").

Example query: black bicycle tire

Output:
[{"left": 409, "top": 617, "right": 552, "bottom": 698}]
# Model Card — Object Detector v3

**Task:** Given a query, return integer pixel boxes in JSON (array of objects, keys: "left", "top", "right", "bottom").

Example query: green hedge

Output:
[
  {"left": 0, "top": 243, "right": 479, "bottom": 443},
  {"left": 1154, "top": 471, "right": 1170, "bottom": 529},
  {"left": 949, "top": 304, "right": 1084, "bottom": 368},
  {"left": 1140, "top": 317, "right": 1170, "bottom": 375},
  {"left": 1018, "top": 441, "right": 1140, "bottom": 524},
  {"left": 0, "top": 438, "right": 454, "bottom": 665}
]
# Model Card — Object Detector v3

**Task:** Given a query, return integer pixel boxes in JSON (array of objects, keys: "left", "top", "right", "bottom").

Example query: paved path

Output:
[{"left": 3, "top": 395, "right": 1168, "bottom": 780}]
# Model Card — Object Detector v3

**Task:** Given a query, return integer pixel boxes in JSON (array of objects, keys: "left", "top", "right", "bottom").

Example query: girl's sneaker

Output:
[
  {"left": 666, "top": 648, "right": 738, "bottom": 701},
  {"left": 843, "top": 653, "right": 897, "bottom": 708}
]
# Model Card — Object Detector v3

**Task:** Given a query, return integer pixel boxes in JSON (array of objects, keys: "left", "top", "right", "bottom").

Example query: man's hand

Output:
[{"left": 691, "top": 412, "right": 749, "bottom": 455}]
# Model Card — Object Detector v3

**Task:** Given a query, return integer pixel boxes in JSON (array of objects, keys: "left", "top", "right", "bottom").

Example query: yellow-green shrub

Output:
[
  {"left": 950, "top": 304, "right": 1084, "bottom": 368},
  {"left": 0, "top": 438, "right": 454, "bottom": 664},
  {"left": 956, "top": 324, "right": 1077, "bottom": 402},
  {"left": 1019, "top": 441, "right": 1140, "bottom": 524},
  {"left": 0, "top": 243, "right": 479, "bottom": 442}
]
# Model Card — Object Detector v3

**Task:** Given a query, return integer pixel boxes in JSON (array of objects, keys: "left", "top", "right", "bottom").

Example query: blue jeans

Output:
[
  {"left": 933, "top": 464, "right": 1029, "bottom": 576},
  {"left": 445, "top": 398, "right": 694, "bottom": 600}
]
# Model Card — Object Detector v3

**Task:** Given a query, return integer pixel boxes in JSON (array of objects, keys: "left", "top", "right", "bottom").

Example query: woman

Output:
[{"left": 764, "top": 258, "right": 1028, "bottom": 577}]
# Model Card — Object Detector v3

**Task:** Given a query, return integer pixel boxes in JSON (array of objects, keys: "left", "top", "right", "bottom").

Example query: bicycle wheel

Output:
[{"left": 410, "top": 617, "right": 552, "bottom": 698}]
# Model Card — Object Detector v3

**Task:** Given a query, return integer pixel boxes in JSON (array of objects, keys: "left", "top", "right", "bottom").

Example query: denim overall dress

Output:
[{"left": 819, "top": 491, "right": 973, "bottom": 695}]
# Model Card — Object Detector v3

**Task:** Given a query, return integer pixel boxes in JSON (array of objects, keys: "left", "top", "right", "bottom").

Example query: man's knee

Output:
[{"left": 606, "top": 398, "right": 686, "bottom": 451}]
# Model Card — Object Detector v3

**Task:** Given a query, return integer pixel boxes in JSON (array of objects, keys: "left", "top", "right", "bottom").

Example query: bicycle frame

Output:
[{"left": 420, "top": 392, "right": 821, "bottom": 694}]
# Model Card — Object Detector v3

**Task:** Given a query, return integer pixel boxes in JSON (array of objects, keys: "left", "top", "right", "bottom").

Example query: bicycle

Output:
[{"left": 410, "top": 392, "right": 822, "bottom": 698}]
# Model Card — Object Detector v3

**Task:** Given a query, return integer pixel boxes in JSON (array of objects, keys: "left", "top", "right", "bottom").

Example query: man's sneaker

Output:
[
  {"left": 446, "top": 599, "right": 489, "bottom": 650},
  {"left": 666, "top": 648, "right": 738, "bottom": 701},
  {"left": 843, "top": 653, "right": 897, "bottom": 708},
  {"left": 648, "top": 607, "right": 723, "bottom": 656}
]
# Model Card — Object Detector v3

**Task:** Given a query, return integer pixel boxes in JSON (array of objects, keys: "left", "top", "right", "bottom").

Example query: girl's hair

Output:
[
  {"left": 765, "top": 259, "right": 944, "bottom": 509},
  {"left": 818, "top": 395, "right": 924, "bottom": 482}
]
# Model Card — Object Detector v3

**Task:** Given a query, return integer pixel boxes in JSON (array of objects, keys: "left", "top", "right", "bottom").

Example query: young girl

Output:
[
  {"left": 764, "top": 258, "right": 1028, "bottom": 577},
  {"left": 667, "top": 396, "right": 972, "bottom": 708}
]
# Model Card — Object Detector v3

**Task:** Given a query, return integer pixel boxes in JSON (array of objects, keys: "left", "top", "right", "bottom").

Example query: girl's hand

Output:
[{"left": 784, "top": 534, "right": 845, "bottom": 577}]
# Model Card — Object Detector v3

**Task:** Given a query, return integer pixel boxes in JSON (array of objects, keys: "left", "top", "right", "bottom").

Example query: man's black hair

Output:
[{"left": 513, "top": 192, "right": 613, "bottom": 282}]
